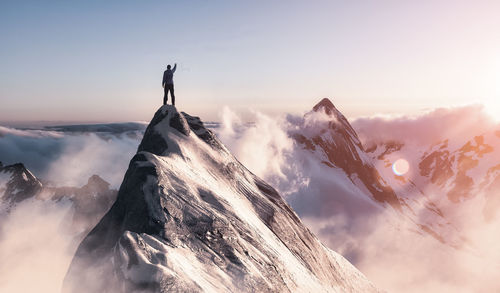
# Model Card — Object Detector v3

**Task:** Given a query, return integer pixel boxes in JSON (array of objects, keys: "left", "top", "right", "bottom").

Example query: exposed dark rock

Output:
[
  {"left": 0, "top": 162, "right": 117, "bottom": 241},
  {"left": 0, "top": 163, "right": 43, "bottom": 204},
  {"left": 169, "top": 112, "right": 190, "bottom": 136},
  {"left": 64, "top": 105, "right": 378, "bottom": 293},
  {"left": 295, "top": 98, "right": 402, "bottom": 211}
]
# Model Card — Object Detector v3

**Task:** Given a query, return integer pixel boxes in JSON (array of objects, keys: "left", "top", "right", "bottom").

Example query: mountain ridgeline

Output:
[
  {"left": 0, "top": 162, "right": 43, "bottom": 204},
  {"left": 63, "top": 105, "right": 379, "bottom": 293},
  {"left": 290, "top": 98, "right": 464, "bottom": 248},
  {"left": 0, "top": 162, "right": 118, "bottom": 237},
  {"left": 294, "top": 98, "right": 402, "bottom": 209}
]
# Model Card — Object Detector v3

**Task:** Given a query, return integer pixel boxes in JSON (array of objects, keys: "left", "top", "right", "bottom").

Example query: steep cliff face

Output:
[
  {"left": 64, "top": 105, "right": 379, "bottom": 293},
  {"left": 0, "top": 162, "right": 43, "bottom": 205},
  {"left": 293, "top": 98, "right": 402, "bottom": 210},
  {"left": 290, "top": 99, "right": 463, "bottom": 248}
]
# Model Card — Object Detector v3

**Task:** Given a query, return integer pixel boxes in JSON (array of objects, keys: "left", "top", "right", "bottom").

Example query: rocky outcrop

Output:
[
  {"left": 0, "top": 162, "right": 117, "bottom": 238},
  {"left": 0, "top": 162, "right": 43, "bottom": 204},
  {"left": 64, "top": 105, "right": 379, "bottom": 293},
  {"left": 291, "top": 98, "right": 463, "bottom": 248},
  {"left": 293, "top": 98, "right": 402, "bottom": 210}
]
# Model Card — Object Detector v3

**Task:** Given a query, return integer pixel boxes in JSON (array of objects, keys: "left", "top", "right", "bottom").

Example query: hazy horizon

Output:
[
  {"left": 2, "top": 1, "right": 500, "bottom": 292},
  {"left": 2, "top": 99, "right": 498, "bottom": 127},
  {"left": 2, "top": 0, "right": 500, "bottom": 122}
]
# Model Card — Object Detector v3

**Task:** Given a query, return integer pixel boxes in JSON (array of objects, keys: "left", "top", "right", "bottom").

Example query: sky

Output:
[{"left": 1, "top": 0, "right": 500, "bottom": 122}]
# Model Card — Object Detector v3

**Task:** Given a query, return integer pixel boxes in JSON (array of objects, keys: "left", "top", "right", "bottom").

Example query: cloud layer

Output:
[
  {"left": 1, "top": 105, "right": 500, "bottom": 292},
  {"left": 0, "top": 125, "right": 143, "bottom": 187},
  {"left": 0, "top": 199, "right": 75, "bottom": 292},
  {"left": 352, "top": 104, "right": 497, "bottom": 146},
  {"left": 216, "top": 105, "right": 500, "bottom": 293},
  {"left": 0, "top": 123, "right": 145, "bottom": 293}
]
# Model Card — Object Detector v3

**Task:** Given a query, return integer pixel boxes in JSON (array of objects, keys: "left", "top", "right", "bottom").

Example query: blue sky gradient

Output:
[{"left": 1, "top": 0, "right": 499, "bottom": 122}]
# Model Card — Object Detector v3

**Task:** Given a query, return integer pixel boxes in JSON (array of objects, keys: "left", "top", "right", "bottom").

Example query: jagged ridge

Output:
[
  {"left": 295, "top": 98, "right": 402, "bottom": 210},
  {"left": 0, "top": 162, "right": 43, "bottom": 204},
  {"left": 63, "top": 105, "right": 379, "bottom": 293},
  {"left": 292, "top": 98, "right": 464, "bottom": 248}
]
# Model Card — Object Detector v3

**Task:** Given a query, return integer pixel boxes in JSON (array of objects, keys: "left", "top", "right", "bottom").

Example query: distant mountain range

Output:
[
  {"left": 3, "top": 99, "right": 499, "bottom": 292},
  {"left": 0, "top": 161, "right": 117, "bottom": 238},
  {"left": 289, "top": 98, "right": 467, "bottom": 248}
]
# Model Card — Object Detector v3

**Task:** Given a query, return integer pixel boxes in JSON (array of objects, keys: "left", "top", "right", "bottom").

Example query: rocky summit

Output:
[{"left": 63, "top": 105, "right": 379, "bottom": 293}]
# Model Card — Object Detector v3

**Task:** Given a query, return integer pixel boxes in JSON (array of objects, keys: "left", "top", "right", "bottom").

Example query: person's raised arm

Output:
[{"left": 173, "top": 63, "right": 177, "bottom": 73}]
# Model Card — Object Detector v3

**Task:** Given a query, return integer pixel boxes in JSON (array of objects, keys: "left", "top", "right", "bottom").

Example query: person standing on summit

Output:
[{"left": 162, "top": 63, "right": 177, "bottom": 105}]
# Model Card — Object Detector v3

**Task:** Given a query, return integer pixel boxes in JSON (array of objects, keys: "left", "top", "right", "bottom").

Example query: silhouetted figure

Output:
[{"left": 162, "top": 63, "right": 177, "bottom": 105}]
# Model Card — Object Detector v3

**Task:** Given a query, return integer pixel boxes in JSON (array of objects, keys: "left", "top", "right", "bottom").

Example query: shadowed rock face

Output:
[
  {"left": 419, "top": 136, "right": 495, "bottom": 202},
  {"left": 47, "top": 175, "right": 118, "bottom": 235},
  {"left": 411, "top": 133, "right": 500, "bottom": 221},
  {"left": 0, "top": 163, "right": 43, "bottom": 204},
  {"left": 295, "top": 98, "right": 402, "bottom": 210},
  {"left": 63, "top": 105, "right": 379, "bottom": 293},
  {"left": 0, "top": 161, "right": 118, "bottom": 238},
  {"left": 291, "top": 98, "right": 466, "bottom": 248}
]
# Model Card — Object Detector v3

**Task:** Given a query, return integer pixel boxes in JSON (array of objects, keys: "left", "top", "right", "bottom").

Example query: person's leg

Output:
[
  {"left": 170, "top": 84, "right": 175, "bottom": 106},
  {"left": 163, "top": 86, "right": 168, "bottom": 105}
]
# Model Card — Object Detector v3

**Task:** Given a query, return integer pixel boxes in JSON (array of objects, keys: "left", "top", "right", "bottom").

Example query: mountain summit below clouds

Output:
[{"left": 63, "top": 105, "right": 379, "bottom": 293}]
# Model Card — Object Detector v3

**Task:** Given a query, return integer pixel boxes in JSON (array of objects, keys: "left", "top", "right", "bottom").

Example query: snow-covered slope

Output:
[
  {"left": 292, "top": 99, "right": 401, "bottom": 209},
  {"left": 0, "top": 162, "right": 42, "bottom": 205},
  {"left": 63, "top": 105, "right": 379, "bottom": 293},
  {"left": 365, "top": 126, "right": 500, "bottom": 223},
  {"left": 290, "top": 99, "right": 463, "bottom": 247}
]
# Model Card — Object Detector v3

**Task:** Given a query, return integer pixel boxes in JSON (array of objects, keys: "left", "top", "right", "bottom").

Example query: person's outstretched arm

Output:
[{"left": 173, "top": 63, "right": 177, "bottom": 73}]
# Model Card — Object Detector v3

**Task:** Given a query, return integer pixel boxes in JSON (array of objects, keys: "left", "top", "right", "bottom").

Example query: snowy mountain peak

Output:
[
  {"left": 293, "top": 100, "right": 465, "bottom": 248},
  {"left": 294, "top": 100, "right": 402, "bottom": 211},
  {"left": 64, "top": 105, "right": 379, "bottom": 293},
  {"left": 313, "top": 97, "right": 337, "bottom": 115},
  {"left": 0, "top": 162, "right": 42, "bottom": 204},
  {"left": 310, "top": 98, "right": 362, "bottom": 148},
  {"left": 136, "top": 105, "right": 190, "bottom": 156}
]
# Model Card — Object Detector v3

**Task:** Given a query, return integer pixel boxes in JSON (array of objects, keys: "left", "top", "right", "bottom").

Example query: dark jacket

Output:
[{"left": 162, "top": 64, "right": 177, "bottom": 86}]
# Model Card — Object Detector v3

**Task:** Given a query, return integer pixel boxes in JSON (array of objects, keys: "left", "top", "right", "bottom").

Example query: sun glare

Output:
[
  {"left": 392, "top": 159, "right": 410, "bottom": 176},
  {"left": 483, "top": 99, "right": 500, "bottom": 123}
]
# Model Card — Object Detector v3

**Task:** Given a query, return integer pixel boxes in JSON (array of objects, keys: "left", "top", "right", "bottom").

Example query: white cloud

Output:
[
  {"left": 217, "top": 105, "right": 500, "bottom": 293},
  {"left": 0, "top": 124, "right": 142, "bottom": 293},
  {"left": 1, "top": 105, "right": 500, "bottom": 292},
  {"left": 351, "top": 104, "right": 498, "bottom": 146},
  {"left": 0, "top": 125, "right": 142, "bottom": 187},
  {"left": 0, "top": 199, "right": 75, "bottom": 293}
]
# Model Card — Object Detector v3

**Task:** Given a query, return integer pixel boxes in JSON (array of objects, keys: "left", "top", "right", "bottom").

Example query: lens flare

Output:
[{"left": 392, "top": 159, "right": 409, "bottom": 176}]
